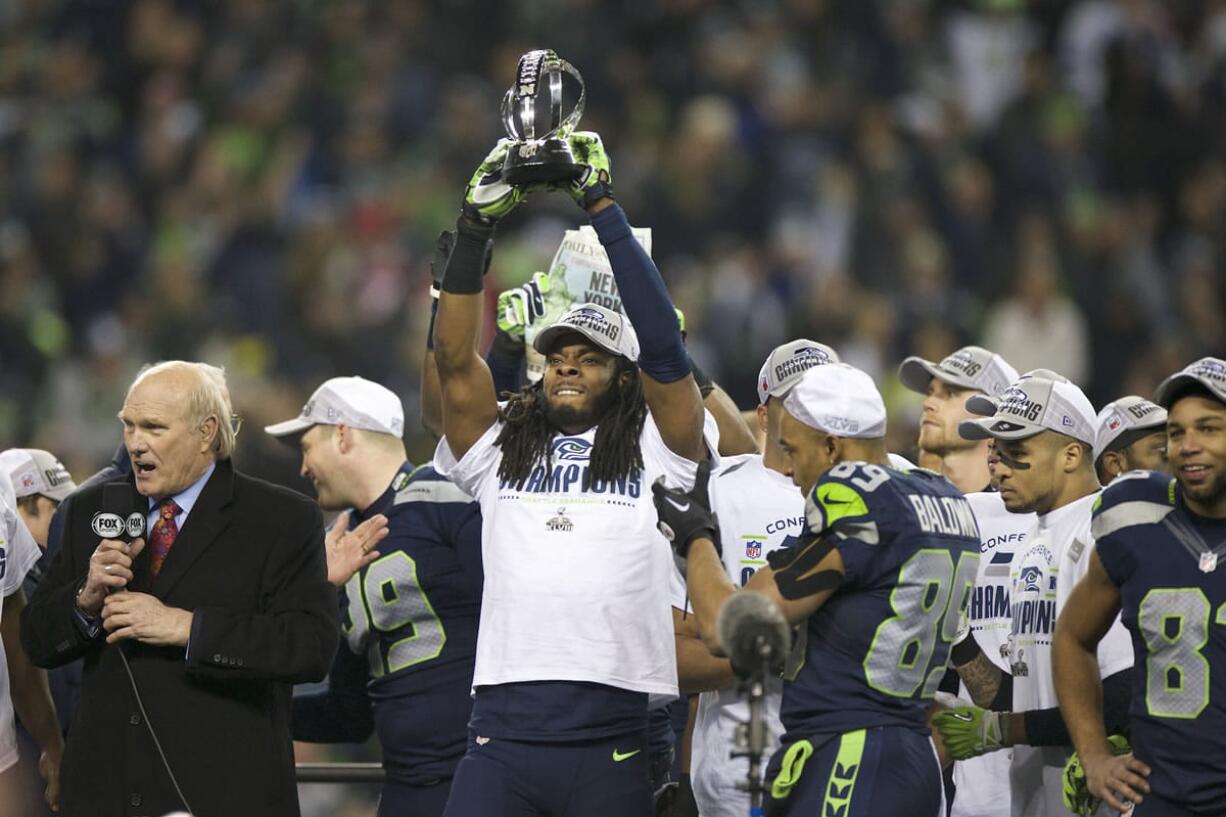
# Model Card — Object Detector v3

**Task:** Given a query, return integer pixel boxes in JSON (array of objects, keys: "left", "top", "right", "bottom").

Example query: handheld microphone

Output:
[
  {"left": 93, "top": 484, "right": 145, "bottom": 543},
  {"left": 716, "top": 591, "right": 790, "bottom": 680}
]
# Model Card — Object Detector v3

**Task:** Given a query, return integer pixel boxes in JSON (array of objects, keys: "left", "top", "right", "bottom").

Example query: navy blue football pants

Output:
[
  {"left": 765, "top": 725, "right": 942, "bottom": 817},
  {"left": 378, "top": 778, "right": 453, "bottom": 817},
  {"left": 442, "top": 729, "right": 651, "bottom": 817}
]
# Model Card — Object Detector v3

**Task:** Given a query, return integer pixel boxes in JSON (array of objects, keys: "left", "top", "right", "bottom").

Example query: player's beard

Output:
[
  {"left": 1180, "top": 466, "right": 1226, "bottom": 508},
  {"left": 545, "top": 378, "right": 620, "bottom": 433}
]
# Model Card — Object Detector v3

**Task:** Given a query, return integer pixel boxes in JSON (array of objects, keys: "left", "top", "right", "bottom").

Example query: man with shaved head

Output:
[{"left": 22, "top": 360, "right": 338, "bottom": 817}]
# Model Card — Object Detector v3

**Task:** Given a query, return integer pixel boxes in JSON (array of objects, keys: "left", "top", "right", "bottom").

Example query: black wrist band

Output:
[
  {"left": 950, "top": 631, "right": 982, "bottom": 667},
  {"left": 426, "top": 298, "right": 439, "bottom": 351},
  {"left": 440, "top": 217, "right": 495, "bottom": 295},
  {"left": 690, "top": 359, "right": 715, "bottom": 399}
]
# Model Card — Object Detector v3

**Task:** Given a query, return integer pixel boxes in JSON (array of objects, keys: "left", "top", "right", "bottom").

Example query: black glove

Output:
[
  {"left": 652, "top": 459, "right": 720, "bottom": 575},
  {"left": 429, "top": 230, "right": 456, "bottom": 299}
]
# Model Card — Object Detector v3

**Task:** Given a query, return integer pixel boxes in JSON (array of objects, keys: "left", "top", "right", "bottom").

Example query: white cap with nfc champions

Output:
[{"left": 265, "top": 376, "right": 405, "bottom": 439}]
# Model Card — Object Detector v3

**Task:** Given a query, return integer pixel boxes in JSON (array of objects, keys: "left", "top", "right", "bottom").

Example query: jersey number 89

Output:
[
  {"left": 863, "top": 549, "right": 979, "bottom": 699},
  {"left": 342, "top": 551, "right": 447, "bottom": 678}
]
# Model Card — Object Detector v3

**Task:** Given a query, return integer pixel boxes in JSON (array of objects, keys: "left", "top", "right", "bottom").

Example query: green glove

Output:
[
  {"left": 932, "top": 703, "right": 1008, "bottom": 760},
  {"left": 497, "top": 272, "right": 551, "bottom": 338},
  {"left": 565, "top": 131, "right": 614, "bottom": 209},
  {"left": 463, "top": 139, "right": 537, "bottom": 223},
  {"left": 1062, "top": 735, "right": 1131, "bottom": 817}
]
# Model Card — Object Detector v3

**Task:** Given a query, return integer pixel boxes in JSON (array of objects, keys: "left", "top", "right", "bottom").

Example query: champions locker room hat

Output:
[
  {"left": 756, "top": 340, "right": 840, "bottom": 404},
  {"left": 265, "top": 376, "right": 405, "bottom": 439},
  {"left": 1153, "top": 357, "right": 1226, "bottom": 408},
  {"left": 532, "top": 302, "right": 640, "bottom": 362},
  {"left": 0, "top": 449, "right": 76, "bottom": 502},
  {"left": 959, "top": 374, "right": 1096, "bottom": 445},
  {"left": 1093, "top": 396, "right": 1167, "bottom": 464},
  {"left": 898, "top": 346, "right": 1019, "bottom": 399},
  {"left": 783, "top": 363, "right": 887, "bottom": 439},
  {"left": 964, "top": 368, "right": 1070, "bottom": 417}
]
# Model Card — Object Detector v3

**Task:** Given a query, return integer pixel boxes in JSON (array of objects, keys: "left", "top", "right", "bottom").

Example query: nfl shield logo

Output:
[{"left": 746, "top": 542, "right": 762, "bottom": 559}]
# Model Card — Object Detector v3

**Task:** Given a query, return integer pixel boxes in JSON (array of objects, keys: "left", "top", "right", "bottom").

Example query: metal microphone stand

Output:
[{"left": 731, "top": 634, "right": 773, "bottom": 817}]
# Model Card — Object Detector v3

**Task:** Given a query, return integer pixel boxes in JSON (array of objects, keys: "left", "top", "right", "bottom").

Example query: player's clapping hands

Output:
[{"left": 325, "top": 510, "right": 389, "bottom": 587}]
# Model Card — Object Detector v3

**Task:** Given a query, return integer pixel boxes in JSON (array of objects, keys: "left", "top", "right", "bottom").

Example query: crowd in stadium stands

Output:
[
  {"left": 2, "top": 0, "right": 1225, "bottom": 484},
  {"left": 1, "top": 1, "right": 1225, "bottom": 813}
]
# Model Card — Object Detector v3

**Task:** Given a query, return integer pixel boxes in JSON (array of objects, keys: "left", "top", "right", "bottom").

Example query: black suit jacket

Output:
[{"left": 21, "top": 459, "right": 338, "bottom": 817}]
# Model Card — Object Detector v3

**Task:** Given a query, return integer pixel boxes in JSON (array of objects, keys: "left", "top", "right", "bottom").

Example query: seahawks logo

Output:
[
  {"left": 1019, "top": 565, "right": 1042, "bottom": 593},
  {"left": 553, "top": 438, "right": 593, "bottom": 461}
]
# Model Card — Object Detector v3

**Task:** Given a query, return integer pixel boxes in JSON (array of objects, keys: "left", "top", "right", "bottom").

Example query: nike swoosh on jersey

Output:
[
  {"left": 612, "top": 748, "right": 641, "bottom": 762},
  {"left": 665, "top": 497, "right": 691, "bottom": 513},
  {"left": 950, "top": 711, "right": 974, "bottom": 722}
]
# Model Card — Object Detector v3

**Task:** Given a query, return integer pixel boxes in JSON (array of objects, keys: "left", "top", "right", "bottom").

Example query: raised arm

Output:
[
  {"left": 433, "top": 142, "right": 533, "bottom": 458},
  {"left": 572, "top": 134, "right": 705, "bottom": 462}
]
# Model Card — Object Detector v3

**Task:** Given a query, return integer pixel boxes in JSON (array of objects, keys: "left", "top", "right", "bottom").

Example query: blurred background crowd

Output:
[{"left": 2, "top": 0, "right": 1224, "bottom": 812}]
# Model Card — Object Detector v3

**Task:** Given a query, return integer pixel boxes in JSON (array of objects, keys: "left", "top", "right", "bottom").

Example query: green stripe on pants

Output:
[{"left": 822, "top": 729, "right": 866, "bottom": 817}]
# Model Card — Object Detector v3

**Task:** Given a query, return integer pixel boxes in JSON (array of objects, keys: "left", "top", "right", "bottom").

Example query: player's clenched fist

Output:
[
  {"left": 652, "top": 459, "right": 721, "bottom": 576},
  {"left": 462, "top": 139, "right": 538, "bottom": 224},
  {"left": 77, "top": 537, "right": 146, "bottom": 616}
]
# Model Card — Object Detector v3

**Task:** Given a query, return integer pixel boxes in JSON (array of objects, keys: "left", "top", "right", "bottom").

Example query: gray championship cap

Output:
[
  {"left": 1093, "top": 396, "right": 1167, "bottom": 464},
  {"left": 783, "top": 363, "right": 887, "bottom": 439},
  {"left": 532, "top": 303, "right": 640, "bottom": 362},
  {"left": 959, "top": 374, "right": 1096, "bottom": 445},
  {"left": 757, "top": 340, "right": 840, "bottom": 404},
  {"left": 964, "top": 368, "right": 1071, "bottom": 417},
  {"left": 1153, "top": 357, "right": 1226, "bottom": 408},
  {"left": 0, "top": 449, "right": 76, "bottom": 502},
  {"left": 265, "top": 376, "right": 405, "bottom": 439},
  {"left": 898, "top": 345, "right": 1019, "bottom": 400}
]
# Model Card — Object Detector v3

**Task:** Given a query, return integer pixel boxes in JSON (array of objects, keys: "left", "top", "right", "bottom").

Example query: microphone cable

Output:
[{"left": 116, "top": 643, "right": 196, "bottom": 815}]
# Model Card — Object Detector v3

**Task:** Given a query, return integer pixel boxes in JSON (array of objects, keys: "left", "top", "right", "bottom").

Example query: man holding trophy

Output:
[{"left": 431, "top": 51, "right": 711, "bottom": 816}]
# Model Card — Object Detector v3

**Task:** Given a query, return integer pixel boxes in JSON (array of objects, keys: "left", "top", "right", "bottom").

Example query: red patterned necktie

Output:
[{"left": 149, "top": 499, "right": 181, "bottom": 577}]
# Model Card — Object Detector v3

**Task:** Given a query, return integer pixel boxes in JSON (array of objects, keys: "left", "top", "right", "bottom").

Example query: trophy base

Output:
[{"left": 503, "top": 138, "right": 585, "bottom": 185}]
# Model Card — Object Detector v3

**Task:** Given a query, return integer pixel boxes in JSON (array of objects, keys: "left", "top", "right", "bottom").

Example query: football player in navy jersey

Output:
[
  {"left": 655, "top": 362, "right": 981, "bottom": 817},
  {"left": 267, "top": 375, "right": 483, "bottom": 817},
  {"left": 1055, "top": 357, "right": 1226, "bottom": 817}
]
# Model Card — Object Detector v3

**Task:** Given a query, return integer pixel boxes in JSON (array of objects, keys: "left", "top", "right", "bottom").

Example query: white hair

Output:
[{"left": 128, "top": 361, "right": 237, "bottom": 459}]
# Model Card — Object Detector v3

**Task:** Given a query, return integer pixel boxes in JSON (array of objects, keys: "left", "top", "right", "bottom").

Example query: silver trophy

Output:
[{"left": 501, "top": 49, "right": 586, "bottom": 185}]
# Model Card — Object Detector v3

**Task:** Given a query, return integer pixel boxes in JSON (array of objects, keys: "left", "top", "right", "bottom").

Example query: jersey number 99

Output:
[{"left": 342, "top": 551, "right": 447, "bottom": 678}]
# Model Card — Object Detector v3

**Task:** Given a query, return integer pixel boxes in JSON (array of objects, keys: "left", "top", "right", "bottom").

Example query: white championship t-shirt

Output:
[
  {"left": 951, "top": 492, "right": 1034, "bottom": 817},
  {"left": 668, "top": 454, "right": 803, "bottom": 817},
  {"left": 1007, "top": 491, "right": 1134, "bottom": 817},
  {"left": 0, "top": 476, "right": 43, "bottom": 772},
  {"left": 435, "top": 410, "right": 718, "bottom": 708}
]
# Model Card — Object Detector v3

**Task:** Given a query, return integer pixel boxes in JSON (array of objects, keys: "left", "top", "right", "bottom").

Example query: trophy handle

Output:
[{"left": 501, "top": 50, "right": 586, "bottom": 142}]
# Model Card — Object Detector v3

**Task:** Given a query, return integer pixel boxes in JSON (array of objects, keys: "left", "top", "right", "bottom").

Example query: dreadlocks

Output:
[{"left": 496, "top": 357, "right": 647, "bottom": 490}]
